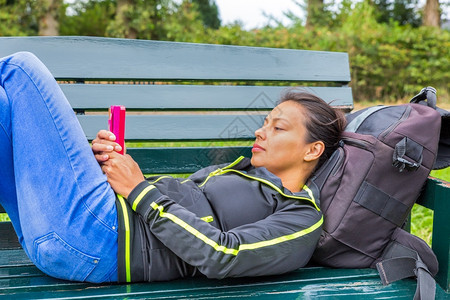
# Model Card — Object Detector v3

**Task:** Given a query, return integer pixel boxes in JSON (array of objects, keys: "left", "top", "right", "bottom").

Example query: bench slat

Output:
[
  {"left": 0, "top": 223, "right": 21, "bottom": 250},
  {"left": 0, "top": 259, "right": 420, "bottom": 299},
  {"left": 0, "top": 266, "right": 42, "bottom": 280},
  {"left": 78, "top": 114, "right": 264, "bottom": 140},
  {"left": 128, "top": 147, "right": 251, "bottom": 174},
  {"left": 0, "top": 37, "right": 351, "bottom": 82},
  {"left": 0, "top": 249, "right": 31, "bottom": 267},
  {"left": 62, "top": 85, "right": 353, "bottom": 110}
]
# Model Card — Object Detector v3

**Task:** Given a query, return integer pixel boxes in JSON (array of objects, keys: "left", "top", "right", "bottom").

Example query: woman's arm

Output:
[{"left": 127, "top": 181, "right": 323, "bottom": 279}]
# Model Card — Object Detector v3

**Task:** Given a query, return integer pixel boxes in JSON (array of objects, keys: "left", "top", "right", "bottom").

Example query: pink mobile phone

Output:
[{"left": 108, "top": 105, "right": 126, "bottom": 155}]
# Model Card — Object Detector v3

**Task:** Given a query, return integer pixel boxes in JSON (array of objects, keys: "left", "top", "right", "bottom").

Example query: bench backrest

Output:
[{"left": 0, "top": 35, "right": 352, "bottom": 248}]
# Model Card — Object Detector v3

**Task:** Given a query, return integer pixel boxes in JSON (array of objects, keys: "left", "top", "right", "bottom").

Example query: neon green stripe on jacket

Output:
[{"left": 151, "top": 200, "right": 323, "bottom": 257}]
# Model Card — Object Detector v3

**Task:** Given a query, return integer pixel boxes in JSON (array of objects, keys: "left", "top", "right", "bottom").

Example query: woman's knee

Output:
[
  {"left": 3, "top": 51, "right": 40, "bottom": 66},
  {"left": 1, "top": 51, "right": 53, "bottom": 86}
]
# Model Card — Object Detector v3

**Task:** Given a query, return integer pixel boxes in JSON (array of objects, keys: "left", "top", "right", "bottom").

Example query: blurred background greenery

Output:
[
  {"left": 1, "top": 0, "right": 449, "bottom": 105},
  {"left": 0, "top": 0, "right": 448, "bottom": 245}
]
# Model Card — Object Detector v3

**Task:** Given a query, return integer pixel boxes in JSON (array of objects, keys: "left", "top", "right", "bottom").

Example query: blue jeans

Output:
[{"left": 0, "top": 52, "right": 118, "bottom": 283}]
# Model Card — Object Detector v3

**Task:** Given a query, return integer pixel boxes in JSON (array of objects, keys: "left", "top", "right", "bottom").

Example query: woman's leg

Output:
[{"left": 0, "top": 52, "right": 118, "bottom": 283}]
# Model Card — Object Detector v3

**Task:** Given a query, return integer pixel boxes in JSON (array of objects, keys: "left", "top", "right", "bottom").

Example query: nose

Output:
[{"left": 255, "top": 126, "right": 265, "bottom": 140}]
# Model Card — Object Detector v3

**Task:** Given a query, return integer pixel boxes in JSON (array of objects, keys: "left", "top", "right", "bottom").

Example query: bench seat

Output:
[{"left": 0, "top": 248, "right": 446, "bottom": 299}]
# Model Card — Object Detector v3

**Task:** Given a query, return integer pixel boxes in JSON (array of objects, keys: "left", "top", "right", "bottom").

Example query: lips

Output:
[{"left": 252, "top": 143, "right": 265, "bottom": 152}]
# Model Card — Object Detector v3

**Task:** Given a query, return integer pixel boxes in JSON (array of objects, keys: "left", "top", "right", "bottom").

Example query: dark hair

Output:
[{"left": 278, "top": 90, "right": 347, "bottom": 170}]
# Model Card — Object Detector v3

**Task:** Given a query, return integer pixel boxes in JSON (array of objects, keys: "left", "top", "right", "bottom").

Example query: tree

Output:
[
  {"left": 192, "top": 0, "right": 220, "bottom": 29},
  {"left": 306, "top": 0, "right": 324, "bottom": 28},
  {"left": 423, "top": 0, "right": 440, "bottom": 27},
  {"left": 0, "top": 0, "right": 63, "bottom": 36},
  {"left": 304, "top": 0, "right": 335, "bottom": 28},
  {"left": 0, "top": 0, "right": 38, "bottom": 36},
  {"left": 106, "top": 0, "right": 170, "bottom": 39},
  {"left": 373, "top": 0, "right": 421, "bottom": 27},
  {"left": 114, "top": 0, "right": 138, "bottom": 38}
]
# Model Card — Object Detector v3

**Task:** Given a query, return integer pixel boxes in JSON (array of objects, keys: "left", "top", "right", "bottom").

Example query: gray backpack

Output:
[{"left": 311, "top": 87, "right": 449, "bottom": 300}]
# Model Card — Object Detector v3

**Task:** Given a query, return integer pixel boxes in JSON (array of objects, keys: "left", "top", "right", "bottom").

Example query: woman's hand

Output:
[
  {"left": 92, "top": 130, "right": 124, "bottom": 163},
  {"left": 101, "top": 151, "right": 145, "bottom": 198},
  {"left": 92, "top": 130, "right": 144, "bottom": 198}
]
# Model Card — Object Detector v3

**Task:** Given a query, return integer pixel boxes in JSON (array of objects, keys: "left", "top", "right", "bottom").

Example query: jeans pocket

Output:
[{"left": 34, "top": 232, "right": 100, "bottom": 282}]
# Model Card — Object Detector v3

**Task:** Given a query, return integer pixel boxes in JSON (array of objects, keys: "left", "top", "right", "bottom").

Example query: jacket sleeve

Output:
[{"left": 127, "top": 180, "right": 323, "bottom": 279}]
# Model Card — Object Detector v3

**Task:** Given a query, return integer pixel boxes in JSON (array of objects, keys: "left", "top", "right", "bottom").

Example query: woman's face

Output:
[{"left": 251, "top": 100, "right": 315, "bottom": 178}]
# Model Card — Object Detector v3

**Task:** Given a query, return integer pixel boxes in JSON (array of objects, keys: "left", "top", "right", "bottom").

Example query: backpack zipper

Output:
[
  {"left": 342, "top": 137, "right": 373, "bottom": 149},
  {"left": 379, "top": 105, "right": 412, "bottom": 140},
  {"left": 331, "top": 147, "right": 345, "bottom": 176}
]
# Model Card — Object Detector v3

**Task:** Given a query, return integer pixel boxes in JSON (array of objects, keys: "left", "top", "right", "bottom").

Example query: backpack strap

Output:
[
  {"left": 375, "top": 232, "right": 436, "bottom": 300},
  {"left": 392, "top": 137, "right": 423, "bottom": 172},
  {"left": 410, "top": 86, "right": 437, "bottom": 109},
  {"left": 409, "top": 86, "right": 450, "bottom": 170}
]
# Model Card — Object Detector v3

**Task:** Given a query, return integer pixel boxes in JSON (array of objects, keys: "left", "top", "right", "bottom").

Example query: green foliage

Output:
[
  {"left": 163, "top": 0, "right": 208, "bottom": 42},
  {"left": 107, "top": 0, "right": 172, "bottom": 39},
  {"left": 192, "top": 0, "right": 220, "bottom": 29},
  {"left": 1, "top": 0, "right": 449, "bottom": 104},
  {"left": 60, "top": 0, "right": 115, "bottom": 36},
  {"left": 196, "top": 0, "right": 449, "bottom": 104},
  {"left": 374, "top": 0, "right": 422, "bottom": 26},
  {"left": 334, "top": 1, "right": 449, "bottom": 102},
  {"left": 0, "top": 0, "right": 39, "bottom": 36}
]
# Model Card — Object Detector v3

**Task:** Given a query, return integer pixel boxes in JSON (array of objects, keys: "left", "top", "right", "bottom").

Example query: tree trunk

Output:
[
  {"left": 423, "top": 0, "right": 440, "bottom": 27},
  {"left": 38, "top": 0, "right": 61, "bottom": 36},
  {"left": 116, "top": 0, "right": 138, "bottom": 39}
]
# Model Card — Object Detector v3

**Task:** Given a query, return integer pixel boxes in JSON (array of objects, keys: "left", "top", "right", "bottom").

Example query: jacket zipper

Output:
[
  {"left": 198, "top": 156, "right": 245, "bottom": 188},
  {"left": 219, "top": 169, "right": 319, "bottom": 210},
  {"left": 199, "top": 157, "right": 319, "bottom": 211}
]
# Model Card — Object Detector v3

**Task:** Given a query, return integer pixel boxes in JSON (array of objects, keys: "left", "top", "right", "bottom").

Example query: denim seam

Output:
[
  {"left": 0, "top": 122, "right": 12, "bottom": 144},
  {"left": 5, "top": 60, "right": 117, "bottom": 233},
  {"left": 0, "top": 65, "right": 13, "bottom": 144}
]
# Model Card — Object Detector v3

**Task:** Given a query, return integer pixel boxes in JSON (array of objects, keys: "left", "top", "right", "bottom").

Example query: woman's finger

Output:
[
  {"left": 95, "top": 153, "right": 110, "bottom": 163},
  {"left": 92, "top": 143, "right": 114, "bottom": 153},
  {"left": 97, "top": 129, "right": 116, "bottom": 141}
]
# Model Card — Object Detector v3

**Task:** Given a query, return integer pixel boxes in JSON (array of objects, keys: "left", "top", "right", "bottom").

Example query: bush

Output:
[{"left": 199, "top": 1, "right": 449, "bottom": 104}]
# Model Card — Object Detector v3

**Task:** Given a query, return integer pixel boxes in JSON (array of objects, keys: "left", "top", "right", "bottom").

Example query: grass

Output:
[{"left": 411, "top": 167, "right": 450, "bottom": 245}]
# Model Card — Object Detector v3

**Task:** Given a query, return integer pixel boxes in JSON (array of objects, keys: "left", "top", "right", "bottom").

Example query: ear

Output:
[{"left": 304, "top": 141, "right": 325, "bottom": 162}]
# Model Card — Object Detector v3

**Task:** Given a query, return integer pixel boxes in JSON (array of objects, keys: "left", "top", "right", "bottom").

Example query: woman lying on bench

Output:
[{"left": 0, "top": 51, "right": 345, "bottom": 283}]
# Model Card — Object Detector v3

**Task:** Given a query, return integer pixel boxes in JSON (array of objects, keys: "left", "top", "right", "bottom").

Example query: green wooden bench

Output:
[{"left": 0, "top": 36, "right": 448, "bottom": 299}]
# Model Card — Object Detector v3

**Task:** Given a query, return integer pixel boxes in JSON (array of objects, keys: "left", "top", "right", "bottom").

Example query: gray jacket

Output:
[{"left": 115, "top": 156, "right": 323, "bottom": 282}]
